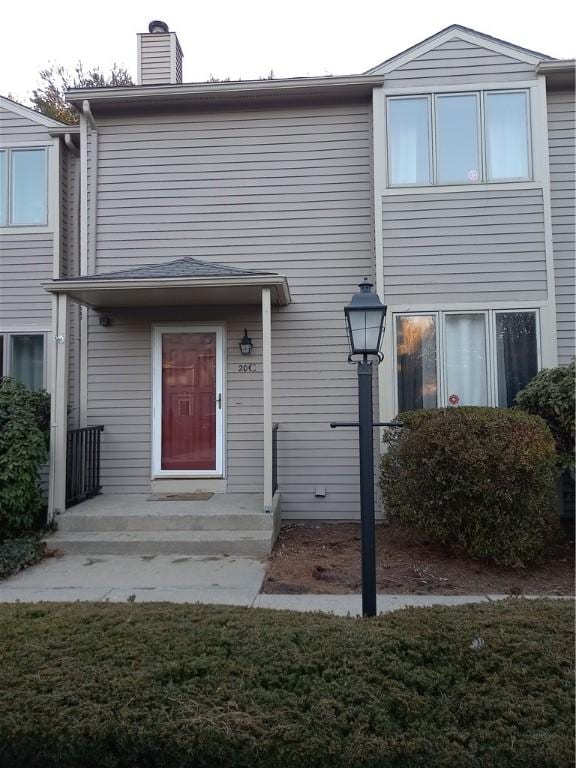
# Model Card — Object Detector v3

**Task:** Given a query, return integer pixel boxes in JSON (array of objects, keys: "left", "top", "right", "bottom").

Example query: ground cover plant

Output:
[
  {"left": 0, "top": 599, "right": 573, "bottom": 768},
  {"left": 0, "top": 533, "right": 45, "bottom": 580},
  {"left": 380, "top": 407, "right": 558, "bottom": 566}
]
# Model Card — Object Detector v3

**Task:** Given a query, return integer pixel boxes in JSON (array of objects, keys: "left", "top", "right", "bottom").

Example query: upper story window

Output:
[
  {"left": 387, "top": 90, "right": 531, "bottom": 187},
  {"left": 0, "top": 148, "right": 48, "bottom": 226}
]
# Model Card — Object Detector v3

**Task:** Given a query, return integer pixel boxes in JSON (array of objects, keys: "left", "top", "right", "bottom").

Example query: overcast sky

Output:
[{"left": 1, "top": 0, "right": 574, "bottom": 104}]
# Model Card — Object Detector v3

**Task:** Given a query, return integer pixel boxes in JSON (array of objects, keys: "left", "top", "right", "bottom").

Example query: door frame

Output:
[{"left": 151, "top": 323, "right": 225, "bottom": 478}]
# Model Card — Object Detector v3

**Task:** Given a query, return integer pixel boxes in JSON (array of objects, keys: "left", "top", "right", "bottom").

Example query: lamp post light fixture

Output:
[
  {"left": 344, "top": 279, "right": 387, "bottom": 617},
  {"left": 239, "top": 329, "right": 253, "bottom": 356}
]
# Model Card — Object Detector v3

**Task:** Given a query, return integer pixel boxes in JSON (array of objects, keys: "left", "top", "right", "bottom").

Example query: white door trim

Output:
[{"left": 151, "top": 324, "right": 225, "bottom": 478}]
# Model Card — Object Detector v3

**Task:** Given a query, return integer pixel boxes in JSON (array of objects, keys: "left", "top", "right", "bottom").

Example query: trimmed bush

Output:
[
  {"left": 0, "top": 600, "right": 573, "bottom": 768},
  {"left": 515, "top": 360, "right": 575, "bottom": 472},
  {"left": 0, "top": 379, "right": 50, "bottom": 535},
  {"left": 380, "top": 407, "right": 557, "bottom": 565}
]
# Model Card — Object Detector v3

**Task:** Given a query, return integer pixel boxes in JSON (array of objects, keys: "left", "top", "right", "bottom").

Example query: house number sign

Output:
[{"left": 238, "top": 363, "right": 256, "bottom": 372}]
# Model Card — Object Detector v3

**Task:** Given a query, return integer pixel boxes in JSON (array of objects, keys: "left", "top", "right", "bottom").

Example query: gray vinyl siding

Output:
[
  {"left": 0, "top": 232, "right": 54, "bottom": 322},
  {"left": 0, "top": 104, "right": 51, "bottom": 141},
  {"left": 378, "top": 39, "right": 536, "bottom": 86},
  {"left": 139, "top": 33, "right": 175, "bottom": 85},
  {"left": 381, "top": 188, "right": 547, "bottom": 304},
  {"left": 60, "top": 148, "right": 81, "bottom": 425},
  {"left": 87, "top": 102, "right": 374, "bottom": 518},
  {"left": 547, "top": 87, "right": 575, "bottom": 364},
  {"left": 0, "top": 106, "right": 55, "bottom": 327}
]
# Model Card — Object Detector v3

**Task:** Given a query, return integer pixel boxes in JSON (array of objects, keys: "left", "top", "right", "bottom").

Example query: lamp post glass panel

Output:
[{"left": 344, "top": 279, "right": 387, "bottom": 617}]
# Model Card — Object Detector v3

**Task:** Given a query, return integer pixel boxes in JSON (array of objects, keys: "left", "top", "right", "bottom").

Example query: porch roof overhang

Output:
[{"left": 43, "top": 257, "right": 291, "bottom": 309}]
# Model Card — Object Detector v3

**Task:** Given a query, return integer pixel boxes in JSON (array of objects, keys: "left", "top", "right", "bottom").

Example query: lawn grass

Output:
[{"left": 0, "top": 599, "right": 573, "bottom": 767}]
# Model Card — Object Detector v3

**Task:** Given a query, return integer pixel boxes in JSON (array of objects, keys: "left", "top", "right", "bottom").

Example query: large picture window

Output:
[
  {"left": 0, "top": 148, "right": 48, "bottom": 226},
  {"left": 0, "top": 333, "right": 46, "bottom": 390},
  {"left": 387, "top": 90, "right": 531, "bottom": 187},
  {"left": 395, "top": 310, "right": 539, "bottom": 411}
]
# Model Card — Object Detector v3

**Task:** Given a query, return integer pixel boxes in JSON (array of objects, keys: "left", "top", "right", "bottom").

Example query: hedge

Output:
[
  {"left": 0, "top": 378, "right": 50, "bottom": 535},
  {"left": 380, "top": 407, "right": 557, "bottom": 565},
  {"left": 0, "top": 600, "right": 573, "bottom": 768},
  {"left": 516, "top": 360, "right": 575, "bottom": 472}
]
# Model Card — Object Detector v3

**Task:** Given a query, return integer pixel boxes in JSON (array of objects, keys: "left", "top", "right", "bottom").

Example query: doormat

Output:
[{"left": 147, "top": 493, "right": 214, "bottom": 502}]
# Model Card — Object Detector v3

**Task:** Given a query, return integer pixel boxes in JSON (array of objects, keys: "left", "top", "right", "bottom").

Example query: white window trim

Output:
[
  {"left": 0, "top": 330, "right": 49, "bottom": 390},
  {"left": 151, "top": 324, "right": 226, "bottom": 479},
  {"left": 386, "top": 87, "right": 533, "bottom": 190},
  {"left": 0, "top": 145, "right": 50, "bottom": 230},
  {"left": 389, "top": 307, "right": 542, "bottom": 414}
]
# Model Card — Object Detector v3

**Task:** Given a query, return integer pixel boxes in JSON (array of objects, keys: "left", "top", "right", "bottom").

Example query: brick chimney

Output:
[{"left": 137, "top": 21, "right": 183, "bottom": 85}]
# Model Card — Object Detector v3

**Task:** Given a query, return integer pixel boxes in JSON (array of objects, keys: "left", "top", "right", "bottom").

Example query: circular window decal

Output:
[
  {"left": 448, "top": 393, "right": 460, "bottom": 406},
  {"left": 468, "top": 169, "right": 479, "bottom": 182}
]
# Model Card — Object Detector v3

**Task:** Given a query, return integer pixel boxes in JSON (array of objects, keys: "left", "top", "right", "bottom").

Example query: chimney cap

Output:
[{"left": 148, "top": 20, "right": 169, "bottom": 33}]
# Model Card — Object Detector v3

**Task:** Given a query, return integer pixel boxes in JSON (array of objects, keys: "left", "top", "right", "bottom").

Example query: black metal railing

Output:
[
  {"left": 66, "top": 426, "right": 104, "bottom": 507},
  {"left": 272, "top": 422, "right": 279, "bottom": 495}
]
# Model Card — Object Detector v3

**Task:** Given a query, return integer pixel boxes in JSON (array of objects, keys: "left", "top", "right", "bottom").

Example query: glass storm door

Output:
[{"left": 153, "top": 326, "right": 223, "bottom": 476}]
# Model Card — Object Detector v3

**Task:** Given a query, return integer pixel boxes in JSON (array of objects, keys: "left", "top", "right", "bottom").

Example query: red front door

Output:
[{"left": 161, "top": 332, "right": 216, "bottom": 471}]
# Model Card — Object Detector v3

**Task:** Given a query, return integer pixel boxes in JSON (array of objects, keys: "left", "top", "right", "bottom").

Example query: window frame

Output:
[
  {"left": 433, "top": 92, "right": 482, "bottom": 186},
  {"left": 392, "top": 308, "right": 541, "bottom": 411},
  {"left": 386, "top": 94, "right": 433, "bottom": 187},
  {"left": 386, "top": 88, "right": 532, "bottom": 188},
  {"left": 483, "top": 89, "right": 533, "bottom": 183},
  {"left": 0, "top": 331, "right": 48, "bottom": 390},
  {"left": 0, "top": 146, "right": 49, "bottom": 227}
]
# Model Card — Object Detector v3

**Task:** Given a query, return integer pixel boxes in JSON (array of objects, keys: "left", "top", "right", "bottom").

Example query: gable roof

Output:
[
  {"left": 64, "top": 257, "right": 278, "bottom": 282},
  {"left": 0, "top": 94, "right": 69, "bottom": 128},
  {"left": 365, "top": 24, "right": 554, "bottom": 75}
]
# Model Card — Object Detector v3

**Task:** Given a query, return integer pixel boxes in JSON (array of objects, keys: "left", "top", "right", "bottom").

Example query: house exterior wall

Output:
[
  {"left": 372, "top": 39, "right": 561, "bottom": 422},
  {"left": 85, "top": 100, "right": 375, "bottom": 518},
  {"left": 546, "top": 84, "right": 575, "bottom": 364},
  {"left": 370, "top": 38, "right": 537, "bottom": 85},
  {"left": 381, "top": 188, "right": 547, "bottom": 304},
  {"left": 0, "top": 104, "right": 54, "bottom": 349}
]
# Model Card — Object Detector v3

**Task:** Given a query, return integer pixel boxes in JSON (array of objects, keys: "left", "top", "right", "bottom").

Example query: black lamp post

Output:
[{"left": 344, "top": 279, "right": 387, "bottom": 617}]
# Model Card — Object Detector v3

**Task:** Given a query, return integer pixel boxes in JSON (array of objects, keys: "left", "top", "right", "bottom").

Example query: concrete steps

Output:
[
  {"left": 58, "top": 511, "right": 272, "bottom": 532},
  {"left": 46, "top": 493, "right": 279, "bottom": 557},
  {"left": 45, "top": 530, "right": 273, "bottom": 557}
]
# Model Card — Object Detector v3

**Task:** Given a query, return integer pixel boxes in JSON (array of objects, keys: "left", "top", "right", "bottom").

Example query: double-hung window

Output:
[
  {"left": 387, "top": 90, "right": 531, "bottom": 186},
  {"left": 0, "top": 333, "right": 46, "bottom": 390},
  {"left": 395, "top": 310, "right": 539, "bottom": 411},
  {"left": 0, "top": 148, "right": 48, "bottom": 226}
]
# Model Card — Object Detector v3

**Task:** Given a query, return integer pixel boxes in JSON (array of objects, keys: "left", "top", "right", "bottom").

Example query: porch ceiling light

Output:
[
  {"left": 239, "top": 329, "right": 253, "bottom": 356},
  {"left": 344, "top": 278, "right": 387, "bottom": 359}
]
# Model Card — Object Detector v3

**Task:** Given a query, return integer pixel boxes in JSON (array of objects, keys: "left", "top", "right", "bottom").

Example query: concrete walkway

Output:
[{"left": 1, "top": 554, "right": 568, "bottom": 614}]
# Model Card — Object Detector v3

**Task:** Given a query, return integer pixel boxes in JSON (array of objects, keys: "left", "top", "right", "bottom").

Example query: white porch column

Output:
[
  {"left": 48, "top": 292, "right": 69, "bottom": 522},
  {"left": 262, "top": 287, "right": 273, "bottom": 512}
]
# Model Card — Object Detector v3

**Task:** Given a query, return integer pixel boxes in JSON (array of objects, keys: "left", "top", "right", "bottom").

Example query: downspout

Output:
[
  {"left": 64, "top": 132, "right": 79, "bottom": 157},
  {"left": 82, "top": 100, "right": 98, "bottom": 273},
  {"left": 80, "top": 100, "right": 98, "bottom": 427}
]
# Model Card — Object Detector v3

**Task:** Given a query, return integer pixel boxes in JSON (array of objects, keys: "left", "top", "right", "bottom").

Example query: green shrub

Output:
[
  {"left": 0, "top": 379, "right": 50, "bottom": 536},
  {"left": 0, "top": 600, "right": 573, "bottom": 768},
  {"left": 515, "top": 359, "right": 575, "bottom": 471},
  {"left": 380, "top": 407, "right": 557, "bottom": 565},
  {"left": 0, "top": 533, "right": 45, "bottom": 580}
]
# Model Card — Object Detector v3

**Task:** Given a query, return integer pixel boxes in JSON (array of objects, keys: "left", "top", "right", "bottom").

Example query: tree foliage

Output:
[{"left": 31, "top": 62, "right": 133, "bottom": 124}]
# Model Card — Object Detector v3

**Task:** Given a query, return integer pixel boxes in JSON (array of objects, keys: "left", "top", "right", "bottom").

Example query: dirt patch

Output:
[{"left": 263, "top": 523, "right": 574, "bottom": 596}]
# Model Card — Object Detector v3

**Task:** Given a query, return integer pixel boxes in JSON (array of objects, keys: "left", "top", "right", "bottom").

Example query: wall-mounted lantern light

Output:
[{"left": 239, "top": 329, "right": 253, "bottom": 356}]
